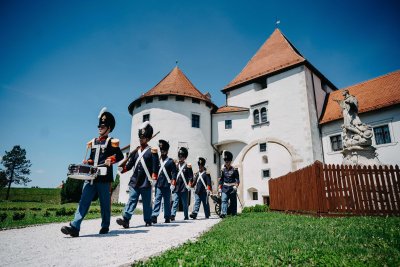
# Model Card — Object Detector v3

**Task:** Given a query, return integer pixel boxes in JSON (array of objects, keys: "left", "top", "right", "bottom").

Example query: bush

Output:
[
  {"left": 55, "top": 207, "right": 75, "bottom": 216},
  {"left": 30, "top": 207, "right": 42, "bottom": 211},
  {"left": 12, "top": 212, "right": 26, "bottom": 220},
  {"left": 60, "top": 178, "right": 84, "bottom": 204},
  {"left": 112, "top": 174, "right": 120, "bottom": 192},
  {"left": 0, "top": 212, "right": 7, "bottom": 222},
  {"left": 242, "top": 204, "right": 269, "bottom": 213},
  {"left": 43, "top": 210, "right": 51, "bottom": 217}
]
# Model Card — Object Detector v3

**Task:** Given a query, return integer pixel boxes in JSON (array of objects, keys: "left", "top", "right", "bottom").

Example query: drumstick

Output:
[{"left": 83, "top": 146, "right": 90, "bottom": 162}]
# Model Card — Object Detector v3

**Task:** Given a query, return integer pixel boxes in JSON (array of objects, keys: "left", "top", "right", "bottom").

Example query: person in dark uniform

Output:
[
  {"left": 151, "top": 140, "right": 177, "bottom": 224},
  {"left": 61, "top": 108, "right": 124, "bottom": 237},
  {"left": 218, "top": 150, "right": 240, "bottom": 218},
  {"left": 170, "top": 147, "right": 193, "bottom": 221},
  {"left": 189, "top": 157, "right": 211, "bottom": 219},
  {"left": 116, "top": 121, "right": 159, "bottom": 227}
]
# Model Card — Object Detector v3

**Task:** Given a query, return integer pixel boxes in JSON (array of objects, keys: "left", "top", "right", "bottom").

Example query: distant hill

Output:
[{"left": 0, "top": 188, "right": 61, "bottom": 204}]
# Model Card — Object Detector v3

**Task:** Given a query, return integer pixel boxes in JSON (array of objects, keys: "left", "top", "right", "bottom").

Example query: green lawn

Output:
[
  {"left": 135, "top": 212, "right": 400, "bottom": 266},
  {"left": 0, "top": 188, "right": 61, "bottom": 203},
  {"left": 0, "top": 201, "right": 130, "bottom": 229}
]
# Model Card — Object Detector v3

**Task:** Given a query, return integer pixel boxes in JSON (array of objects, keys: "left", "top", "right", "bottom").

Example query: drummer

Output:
[{"left": 61, "top": 107, "right": 124, "bottom": 237}]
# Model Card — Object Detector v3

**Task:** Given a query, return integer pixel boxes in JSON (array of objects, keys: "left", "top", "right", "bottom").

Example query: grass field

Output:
[
  {"left": 0, "top": 188, "right": 61, "bottom": 203},
  {"left": 135, "top": 212, "right": 400, "bottom": 266}
]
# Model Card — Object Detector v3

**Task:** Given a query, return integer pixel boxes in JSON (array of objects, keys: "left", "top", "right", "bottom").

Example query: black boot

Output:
[
  {"left": 61, "top": 223, "right": 79, "bottom": 237},
  {"left": 189, "top": 213, "right": 197, "bottom": 219},
  {"left": 170, "top": 215, "right": 175, "bottom": 221},
  {"left": 99, "top": 227, "right": 109, "bottom": 234},
  {"left": 151, "top": 216, "right": 157, "bottom": 224},
  {"left": 164, "top": 218, "right": 171, "bottom": 223},
  {"left": 116, "top": 217, "right": 129, "bottom": 229},
  {"left": 145, "top": 221, "right": 152, "bottom": 227}
]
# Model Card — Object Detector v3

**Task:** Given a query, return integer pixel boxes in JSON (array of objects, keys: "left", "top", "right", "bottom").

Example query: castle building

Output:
[{"left": 118, "top": 29, "right": 400, "bottom": 207}]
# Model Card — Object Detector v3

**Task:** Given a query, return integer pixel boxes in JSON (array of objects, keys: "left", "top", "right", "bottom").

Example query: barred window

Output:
[
  {"left": 192, "top": 114, "right": 200, "bottom": 128},
  {"left": 330, "top": 135, "right": 343, "bottom": 151},
  {"left": 260, "top": 107, "right": 267, "bottom": 123},
  {"left": 374, "top": 125, "right": 391, "bottom": 145},
  {"left": 253, "top": 110, "right": 260, "bottom": 124},
  {"left": 225, "top": 120, "right": 232, "bottom": 129}
]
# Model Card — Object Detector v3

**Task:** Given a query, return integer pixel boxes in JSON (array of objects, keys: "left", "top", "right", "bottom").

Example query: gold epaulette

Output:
[
  {"left": 86, "top": 139, "right": 93, "bottom": 148},
  {"left": 111, "top": 138, "right": 120, "bottom": 148}
]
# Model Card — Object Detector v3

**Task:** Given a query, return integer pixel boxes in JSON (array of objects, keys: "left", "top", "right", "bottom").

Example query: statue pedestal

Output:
[{"left": 342, "top": 146, "right": 380, "bottom": 165}]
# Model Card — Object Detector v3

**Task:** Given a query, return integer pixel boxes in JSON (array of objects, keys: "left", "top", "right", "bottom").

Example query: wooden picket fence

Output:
[{"left": 269, "top": 161, "right": 400, "bottom": 216}]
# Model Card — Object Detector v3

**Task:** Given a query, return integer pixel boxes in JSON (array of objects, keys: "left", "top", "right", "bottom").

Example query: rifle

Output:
[{"left": 118, "top": 131, "right": 160, "bottom": 168}]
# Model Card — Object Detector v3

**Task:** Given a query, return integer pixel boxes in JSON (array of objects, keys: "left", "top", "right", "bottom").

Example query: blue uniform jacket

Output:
[
  {"left": 88, "top": 137, "right": 124, "bottom": 183},
  {"left": 156, "top": 157, "right": 177, "bottom": 188},
  {"left": 125, "top": 146, "right": 159, "bottom": 189},
  {"left": 193, "top": 171, "right": 212, "bottom": 195},
  {"left": 174, "top": 162, "right": 193, "bottom": 193},
  {"left": 219, "top": 166, "right": 240, "bottom": 194}
]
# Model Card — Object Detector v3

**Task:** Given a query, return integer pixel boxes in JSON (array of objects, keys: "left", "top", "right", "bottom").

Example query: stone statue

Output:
[{"left": 333, "top": 89, "right": 380, "bottom": 165}]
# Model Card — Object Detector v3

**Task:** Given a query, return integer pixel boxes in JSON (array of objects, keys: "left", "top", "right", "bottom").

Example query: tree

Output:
[
  {"left": 1, "top": 145, "right": 32, "bottom": 200},
  {"left": 60, "top": 178, "right": 84, "bottom": 204}
]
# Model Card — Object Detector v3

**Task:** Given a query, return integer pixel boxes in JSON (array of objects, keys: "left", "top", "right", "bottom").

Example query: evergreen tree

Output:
[
  {"left": 0, "top": 170, "right": 8, "bottom": 188},
  {"left": 1, "top": 145, "right": 32, "bottom": 200}
]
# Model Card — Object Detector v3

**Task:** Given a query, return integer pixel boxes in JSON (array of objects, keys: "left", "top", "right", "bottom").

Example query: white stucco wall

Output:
[
  {"left": 119, "top": 96, "right": 217, "bottom": 204},
  {"left": 322, "top": 106, "right": 400, "bottom": 166}
]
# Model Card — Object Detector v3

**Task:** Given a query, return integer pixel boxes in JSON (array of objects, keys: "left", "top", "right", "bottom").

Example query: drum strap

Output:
[
  {"left": 92, "top": 137, "right": 111, "bottom": 167},
  {"left": 177, "top": 163, "right": 190, "bottom": 189},
  {"left": 158, "top": 157, "right": 171, "bottom": 184}
]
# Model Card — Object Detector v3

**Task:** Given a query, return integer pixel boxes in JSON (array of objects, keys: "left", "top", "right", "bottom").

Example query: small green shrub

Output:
[
  {"left": 43, "top": 210, "right": 51, "bottom": 217},
  {"left": 30, "top": 207, "right": 42, "bottom": 211},
  {"left": 0, "top": 212, "right": 7, "bottom": 222},
  {"left": 55, "top": 207, "right": 75, "bottom": 216},
  {"left": 242, "top": 204, "right": 269, "bottom": 213},
  {"left": 12, "top": 212, "right": 26, "bottom": 220}
]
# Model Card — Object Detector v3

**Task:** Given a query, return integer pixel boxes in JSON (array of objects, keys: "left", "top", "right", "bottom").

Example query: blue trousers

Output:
[
  {"left": 152, "top": 187, "right": 171, "bottom": 219},
  {"left": 221, "top": 191, "right": 238, "bottom": 216},
  {"left": 192, "top": 192, "right": 210, "bottom": 217},
  {"left": 71, "top": 181, "right": 110, "bottom": 230},
  {"left": 171, "top": 191, "right": 189, "bottom": 219},
  {"left": 123, "top": 186, "right": 152, "bottom": 223}
]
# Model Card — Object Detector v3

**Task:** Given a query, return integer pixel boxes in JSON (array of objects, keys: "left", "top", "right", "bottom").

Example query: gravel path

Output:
[{"left": 0, "top": 213, "right": 220, "bottom": 267}]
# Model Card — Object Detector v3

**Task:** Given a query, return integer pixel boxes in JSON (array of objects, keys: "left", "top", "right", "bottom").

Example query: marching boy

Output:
[
  {"left": 151, "top": 140, "right": 177, "bottom": 224},
  {"left": 170, "top": 147, "right": 193, "bottom": 221},
  {"left": 61, "top": 108, "right": 124, "bottom": 237},
  {"left": 189, "top": 157, "right": 211, "bottom": 219},
  {"left": 116, "top": 121, "right": 159, "bottom": 227}
]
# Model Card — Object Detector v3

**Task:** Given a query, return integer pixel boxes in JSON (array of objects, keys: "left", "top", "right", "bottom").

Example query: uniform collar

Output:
[{"left": 97, "top": 135, "right": 108, "bottom": 142}]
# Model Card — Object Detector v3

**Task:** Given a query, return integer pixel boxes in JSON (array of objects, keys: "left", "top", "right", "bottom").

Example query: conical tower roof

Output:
[
  {"left": 223, "top": 29, "right": 306, "bottom": 91},
  {"left": 129, "top": 66, "right": 216, "bottom": 114}
]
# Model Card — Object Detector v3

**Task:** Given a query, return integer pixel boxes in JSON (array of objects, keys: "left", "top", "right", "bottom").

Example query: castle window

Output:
[
  {"left": 136, "top": 101, "right": 141, "bottom": 108},
  {"left": 214, "top": 153, "right": 217, "bottom": 164},
  {"left": 330, "top": 135, "right": 342, "bottom": 152},
  {"left": 176, "top": 96, "right": 184, "bottom": 101},
  {"left": 192, "top": 114, "right": 200, "bottom": 128},
  {"left": 260, "top": 107, "right": 267, "bottom": 123},
  {"left": 259, "top": 143, "right": 267, "bottom": 152},
  {"left": 225, "top": 120, "right": 232, "bottom": 129},
  {"left": 374, "top": 125, "right": 391, "bottom": 145},
  {"left": 143, "top": 114, "right": 150, "bottom": 122},
  {"left": 252, "top": 191, "right": 258, "bottom": 200},
  {"left": 146, "top": 97, "right": 153, "bottom": 104},
  {"left": 262, "top": 169, "right": 270, "bottom": 179},
  {"left": 253, "top": 110, "right": 260, "bottom": 124},
  {"left": 206, "top": 102, "right": 211, "bottom": 108},
  {"left": 158, "top": 95, "right": 168, "bottom": 101},
  {"left": 192, "top": 98, "right": 200, "bottom": 104}
]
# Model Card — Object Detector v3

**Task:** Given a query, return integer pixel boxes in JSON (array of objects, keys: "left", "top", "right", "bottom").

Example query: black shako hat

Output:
[
  {"left": 159, "top": 139, "right": 170, "bottom": 151},
  {"left": 178, "top": 147, "right": 188, "bottom": 159},
  {"left": 98, "top": 107, "right": 115, "bottom": 132},
  {"left": 198, "top": 157, "right": 206, "bottom": 166},
  {"left": 138, "top": 121, "right": 153, "bottom": 139},
  {"left": 223, "top": 150, "right": 233, "bottom": 161}
]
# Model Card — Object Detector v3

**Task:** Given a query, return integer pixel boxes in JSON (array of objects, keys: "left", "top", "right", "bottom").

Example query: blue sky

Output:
[{"left": 1, "top": 0, "right": 399, "bottom": 188}]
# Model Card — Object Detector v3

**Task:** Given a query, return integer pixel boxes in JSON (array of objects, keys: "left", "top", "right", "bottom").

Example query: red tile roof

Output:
[
  {"left": 129, "top": 66, "right": 216, "bottom": 114},
  {"left": 320, "top": 70, "right": 400, "bottom": 124},
  {"left": 215, "top": 105, "right": 249, "bottom": 114},
  {"left": 223, "top": 29, "right": 305, "bottom": 91}
]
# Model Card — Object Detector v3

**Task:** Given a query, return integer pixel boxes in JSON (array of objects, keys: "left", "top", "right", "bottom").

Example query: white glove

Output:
[
  {"left": 218, "top": 188, "right": 222, "bottom": 193},
  {"left": 206, "top": 189, "right": 211, "bottom": 195},
  {"left": 170, "top": 184, "right": 175, "bottom": 191},
  {"left": 233, "top": 186, "right": 237, "bottom": 191},
  {"left": 117, "top": 167, "right": 123, "bottom": 173}
]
